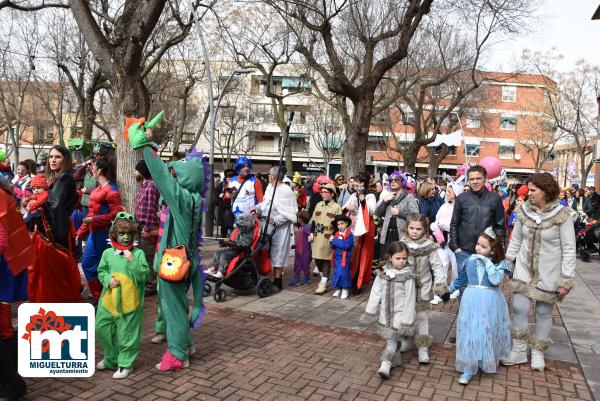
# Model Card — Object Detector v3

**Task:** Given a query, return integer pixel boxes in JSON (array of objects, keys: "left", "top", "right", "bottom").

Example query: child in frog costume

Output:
[
  {"left": 127, "top": 112, "right": 206, "bottom": 372},
  {"left": 95, "top": 212, "right": 149, "bottom": 379}
]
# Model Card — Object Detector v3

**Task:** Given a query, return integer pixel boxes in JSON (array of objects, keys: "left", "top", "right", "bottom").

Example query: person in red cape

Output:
[
  {"left": 28, "top": 145, "right": 81, "bottom": 303},
  {"left": 342, "top": 173, "right": 376, "bottom": 291},
  {"left": 0, "top": 175, "right": 35, "bottom": 401}
]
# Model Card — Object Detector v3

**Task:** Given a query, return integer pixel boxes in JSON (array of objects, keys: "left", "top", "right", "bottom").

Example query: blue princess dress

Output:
[{"left": 448, "top": 254, "right": 511, "bottom": 376}]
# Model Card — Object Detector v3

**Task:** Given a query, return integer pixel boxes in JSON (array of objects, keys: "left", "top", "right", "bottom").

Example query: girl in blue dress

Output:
[
  {"left": 446, "top": 227, "right": 512, "bottom": 384},
  {"left": 330, "top": 215, "right": 354, "bottom": 299}
]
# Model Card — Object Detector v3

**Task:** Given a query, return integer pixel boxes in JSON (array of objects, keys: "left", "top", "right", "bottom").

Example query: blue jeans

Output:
[{"left": 455, "top": 250, "right": 472, "bottom": 276}]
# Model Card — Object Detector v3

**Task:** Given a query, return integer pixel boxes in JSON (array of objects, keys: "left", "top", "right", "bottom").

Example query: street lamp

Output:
[
  {"left": 205, "top": 67, "right": 254, "bottom": 237},
  {"left": 192, "top": 7, "right": 255, "bottom": 237}
]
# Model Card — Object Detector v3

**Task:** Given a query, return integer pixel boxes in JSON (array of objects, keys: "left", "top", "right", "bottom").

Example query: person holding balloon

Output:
[{"left": 449, "top": 163, "right": 506, "bottom": 276}]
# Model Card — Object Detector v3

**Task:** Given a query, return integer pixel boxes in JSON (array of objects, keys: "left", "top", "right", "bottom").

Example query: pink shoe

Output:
[{"left": 155, "top": 350, "right": 186, "bottom": 372}]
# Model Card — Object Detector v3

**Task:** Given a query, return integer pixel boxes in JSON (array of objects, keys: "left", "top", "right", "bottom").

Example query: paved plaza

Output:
[{"left": 21, "top": 241, "right": 600, "bottom": 400}]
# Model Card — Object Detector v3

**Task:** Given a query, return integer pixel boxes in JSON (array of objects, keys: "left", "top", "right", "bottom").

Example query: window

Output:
[
  {"left": 466, "top": 111, "right": 481, "bottom": 128},
  {"left": 401, "top": 110, "right": 415, "bottom": 125},
  {"left": 500, "top": 115, "right": 517, "bottom": 130},
  {"left": 181, "top": 132, "right": 194, "bottom": 144},
  {"left": 367, "top": 135, "right": 385, "bottom": 151},
  {"left": 253, "top": 133, "right": 275, "bottom": 152},
  {"left": 249, "top": 103, "right": 275, "bottom": 123},
  {"left": 435, "top": 145, "right": 457, "bottom": 156},
  {"left": 465, "top": 144, "right": 480, "bottom": 156},
  {"left": 285, "top": 105, "right": 311, "bottom": 124},
  {"left": 287, "top": 134, "right": 309, "bottom": 153},
  {"left": 501, "top": 86, "right": 517, "bottom": 102},
  {"left": 499, "top": 145, "right": 515, "bottom": 159},
  {"left": 323, "top": 136, "right": 342, "bottom": 150},
  {"left": 250, "top": 77, "right": 282, "bottom": 95},
  {"left": 372, "top": 110, "right": 390, "bottom": 125}
]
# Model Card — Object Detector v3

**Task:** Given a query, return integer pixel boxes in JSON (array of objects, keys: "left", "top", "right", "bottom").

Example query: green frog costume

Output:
[
  {"left": 128, "top": 113, "right": 206, "bottom": 370},
  {"left": 96, "top": 216, "right": 149, "bottom": 370}
]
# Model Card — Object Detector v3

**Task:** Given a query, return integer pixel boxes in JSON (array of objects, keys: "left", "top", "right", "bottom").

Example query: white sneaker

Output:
[
  {"left": 430, "top": 295, "right": 443, "bottom": 305},
  {"left": 151, "top": 334, "right": 166, "bottom": 344},
  {"left": 450, "top": 290, "right": 460, "bottom": 299},
  {"left": 418, "top": 347, "right": 430, "bottom": 364},
  {"left": 315, "top": 280, "right": 327, "bottom": 295},
  {"left": 96, "top": 360, "right": 107, "bottom": 370},
  {"left": 204, "top": 266, "right": 216, "bottom": 274},
  {"left": 112, "top": 368, "right": 132, "bottom": 379},
  {"left": 188, "top": 344, "right": 196, "bottom": 355},
  {"left": 332, "top": 290, "right": 341, "bottom": 297},
  {"left": 341, "top": 289, "right": 349, "bottom": 299},
  {"left": 213, "top": 270, "right": 223, "bottom": 279}
]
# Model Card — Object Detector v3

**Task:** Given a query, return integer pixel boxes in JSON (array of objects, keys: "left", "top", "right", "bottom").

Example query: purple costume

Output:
[{"left": 293, "top": 224, "right": 312, "bottom": 281}]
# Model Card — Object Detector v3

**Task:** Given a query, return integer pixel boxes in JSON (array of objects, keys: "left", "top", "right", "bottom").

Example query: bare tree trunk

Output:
[
  {"left": 427, "top": 145, "right": 449, "bottom": 177},
  {"left": 113, "top": 74, "right": 151, "bottom": 212},
  {"left": 341, "top": 99, "right": 372, "bottom": 177}
]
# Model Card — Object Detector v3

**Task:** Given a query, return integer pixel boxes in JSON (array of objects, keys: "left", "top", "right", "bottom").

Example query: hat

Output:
[
  {"left": 234, "top": 157, "right": 252, "bottom": 173},
  {"left": 447, "top": 182, "right": 464, "bottom": 199},
  {"left": 517, "top": 184, "right": 528, "bottom": 197},
  {"left": 30, "top": 174, "right": 48, "bottom": 190},
  {"left": 331, "top": 214, "right": 352, "bottom": 228},
  {"left": 293, "top": 171, "right": 302, "bottom": 185},
  {"left": 321, "top": 183, "right": 336, "bottom": 194},
  {"left": 135, "top": 159, "right": 151, "bottom": 179},
  {"left": 334, "top": 173, "right": 343, "bottom": 180}
]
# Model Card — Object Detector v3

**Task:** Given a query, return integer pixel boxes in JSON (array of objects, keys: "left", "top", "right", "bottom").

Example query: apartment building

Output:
[
  {"left": 191, "top": 66, "right": 559, "bottom": 179},
  {"left": 369, "top": 72, "right": 557, "bottom": 180}
]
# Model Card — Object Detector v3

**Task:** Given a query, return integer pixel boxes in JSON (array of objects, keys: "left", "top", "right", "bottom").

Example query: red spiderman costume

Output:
[{"left": 77, "top": 183, "right": 123, "bottom": 300}]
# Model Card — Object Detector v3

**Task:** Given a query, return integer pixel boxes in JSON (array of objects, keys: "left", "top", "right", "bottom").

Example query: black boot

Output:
[{"left": 0, "top": 336, "right": 26, "bottom": 401}]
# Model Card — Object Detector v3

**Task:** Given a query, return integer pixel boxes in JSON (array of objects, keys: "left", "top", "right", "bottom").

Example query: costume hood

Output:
[{"left": 168, "top": 147, "right": 206, "bottom": 194}]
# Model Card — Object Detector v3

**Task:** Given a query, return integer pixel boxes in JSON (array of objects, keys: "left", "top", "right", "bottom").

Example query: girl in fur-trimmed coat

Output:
[
  {"left": 400, "top": 213, "right": 448, "bottom": 364},
  {"left": 362, "top": 241, "right": 416, "bottom": 379}
]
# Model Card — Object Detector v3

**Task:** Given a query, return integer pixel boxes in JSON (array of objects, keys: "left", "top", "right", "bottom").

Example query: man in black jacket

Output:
[
  {"left": 583, "top": 186, "right": 600, "bottom": 219},
  {"left": 449, "top": 165, "right": 506, "bottom": 274}
]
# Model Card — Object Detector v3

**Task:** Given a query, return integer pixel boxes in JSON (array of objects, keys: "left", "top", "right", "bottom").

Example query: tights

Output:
[
  {"left": 315, "top": 259, "right": 331, "bottom": 278},
  {"left": 415, "top": 311, "right": 429, "bottom": 341},
  {"left": 511, "top": 293, "right": 553, "bottom": 341}
]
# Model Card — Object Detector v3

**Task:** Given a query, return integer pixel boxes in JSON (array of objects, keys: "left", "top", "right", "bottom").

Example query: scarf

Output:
[
  {"left": 261, "top": 183, "right": 298, "bottom": 223},
  {"left": 380, "top": 189, "right": 409, "bottom": 244},
  {"left": 332, "top": 229, "right": 351, "bottom": 267}
]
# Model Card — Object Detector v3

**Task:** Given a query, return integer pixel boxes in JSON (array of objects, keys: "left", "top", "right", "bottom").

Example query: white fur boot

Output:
[{"left": 500, "top": 339, "right": 528, "bottom": 366}]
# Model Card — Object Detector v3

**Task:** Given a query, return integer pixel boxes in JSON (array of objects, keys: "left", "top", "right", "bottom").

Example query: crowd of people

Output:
[
  {"left": 211, "top": 158, "right": 586, "bottom": 384},
  {"left": 0, "top": 138, "right": 594, "bottom": 396}
]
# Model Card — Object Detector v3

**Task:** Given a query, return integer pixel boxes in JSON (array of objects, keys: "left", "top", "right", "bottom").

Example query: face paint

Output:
[{"left": 117, "top": 230, "right": 133, "bottom": 247}]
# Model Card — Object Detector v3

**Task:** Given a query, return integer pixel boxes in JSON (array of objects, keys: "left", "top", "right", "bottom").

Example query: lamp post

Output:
[
  {"left": 204, "top": 68, "right": 254, "bottom": 237},
  {"left": 192, "top": 8, "right": 255, "bottom": 237}
]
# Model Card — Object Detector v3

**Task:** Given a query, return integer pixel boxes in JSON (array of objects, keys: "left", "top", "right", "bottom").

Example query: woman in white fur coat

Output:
[
  {"left": 257, "top": 166, "right": 298, "bottom": 293},
  {"left": 501, "top": 173, "right": 576, "bottom": 371}
]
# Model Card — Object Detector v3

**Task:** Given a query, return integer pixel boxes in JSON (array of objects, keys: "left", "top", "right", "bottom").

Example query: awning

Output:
[
  {"left": 282, "top": 77, "right": 311, "bottom": 89},
  {"left": 427, "top": 130, "right": 462, "bottom": 147},
  {"left": 288, "top": 133, "right": 309, "bottom": 139}
]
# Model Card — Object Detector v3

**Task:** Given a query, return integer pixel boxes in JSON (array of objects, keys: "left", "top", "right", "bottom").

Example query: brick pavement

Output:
[
  {"left": 19, "top": 240, "right": 596, "bottom": 400},
  {"left": 24, "top": 299, "right": 594, "bottom": 401}
]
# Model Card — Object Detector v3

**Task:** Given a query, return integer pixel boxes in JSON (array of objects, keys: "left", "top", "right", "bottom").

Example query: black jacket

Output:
[
  {"left": 449, "top": 189, "right": 506, "bottom": 253},
  {"left": 584, "top": 193, "right": 600, "bottom": 219}
]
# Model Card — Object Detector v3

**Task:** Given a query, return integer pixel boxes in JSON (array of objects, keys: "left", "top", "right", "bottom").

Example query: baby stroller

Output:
[
  {"left": 204, "top": 215, "right": 273, "bottom": 302},
  {"left": 576, "top": 218, "right": 600, "bottom": 262}
]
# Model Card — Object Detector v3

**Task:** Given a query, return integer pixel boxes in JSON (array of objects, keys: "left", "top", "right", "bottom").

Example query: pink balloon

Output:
[{"left": 479, "top": 156, "right": 503, "bottom": 179}]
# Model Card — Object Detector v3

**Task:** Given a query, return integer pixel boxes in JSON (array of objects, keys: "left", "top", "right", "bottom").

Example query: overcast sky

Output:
[{"left": 486, "top": 0, "right": 600, "bottom": 72}]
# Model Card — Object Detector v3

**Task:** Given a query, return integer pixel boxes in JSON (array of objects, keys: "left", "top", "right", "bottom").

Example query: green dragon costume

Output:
[
  {"left": 96, "top": 213, "right": 149, "bottom": 371},
  {"left": 128, "top": 112, "right": 206, "bottom": 370}
]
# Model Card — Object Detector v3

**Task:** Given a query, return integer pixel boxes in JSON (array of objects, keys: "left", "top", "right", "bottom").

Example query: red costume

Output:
[
  {"left": 350, "top": 199, "right": 376, "bottom": 290},
  {"left": 77, "top": 183, "right": 123, "bottom": 238}
]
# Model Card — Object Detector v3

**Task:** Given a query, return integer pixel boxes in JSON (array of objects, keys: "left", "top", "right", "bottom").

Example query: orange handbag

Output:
[{"left": 158, "top": 199, "right": 196, "bottom": 283}]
